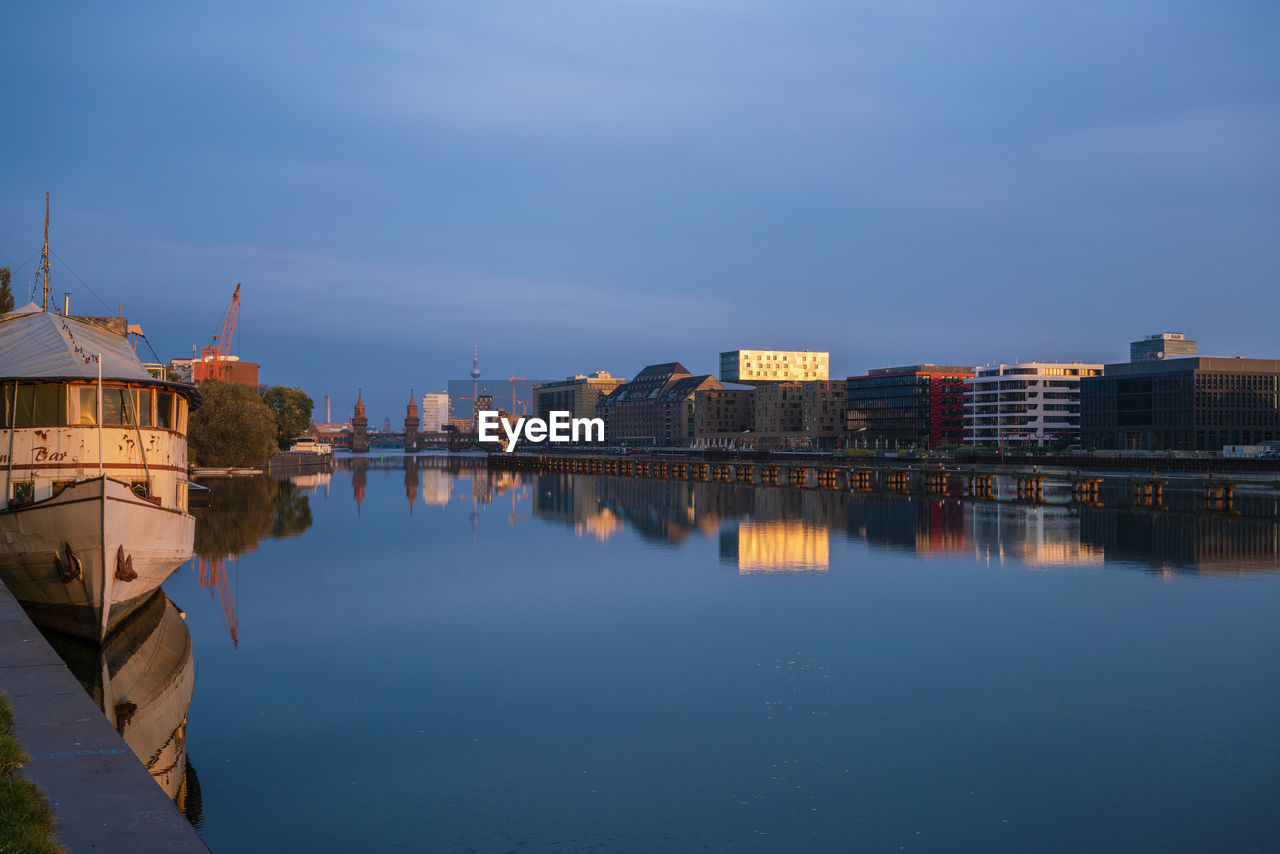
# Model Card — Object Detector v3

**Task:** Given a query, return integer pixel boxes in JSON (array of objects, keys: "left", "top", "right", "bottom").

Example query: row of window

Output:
[{"left": 0, "top": 382, "right": 189, "bottom": 432}]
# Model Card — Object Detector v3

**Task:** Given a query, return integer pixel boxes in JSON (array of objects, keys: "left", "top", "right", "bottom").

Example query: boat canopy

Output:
[{"left": 0, "top": 303, "right": 154, "bottom": 382}]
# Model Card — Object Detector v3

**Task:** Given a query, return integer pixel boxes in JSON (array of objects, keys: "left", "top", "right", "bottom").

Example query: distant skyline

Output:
[{"left": 2, "top": 1, "right": 1278, "bottom": 418}]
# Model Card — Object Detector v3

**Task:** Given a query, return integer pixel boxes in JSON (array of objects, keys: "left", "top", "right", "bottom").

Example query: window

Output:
[
  {"left": 135, "top": 389, "right": 153, "bottom": 427},
  {"left": 102, "top": 387, "right": 130, "bottom": 425},
  {"left": 11, "top": 481, "right": 34, "bottom": 505},
  {"left": 157, "top": 392, "right": 173, "bottom": 430},
  {"left": 72, "top": 387, "right": 98, "bottom": 425}
]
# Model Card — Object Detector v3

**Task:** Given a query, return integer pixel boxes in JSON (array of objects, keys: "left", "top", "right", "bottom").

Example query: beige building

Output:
[
  {"left": 719, "top": 350, "right": 829, "bottom": 383},
  {"left": 419, "top": 392, "right": 449, "bottom": 432},
  {"left": 533, "top": 371, "right": 626, "bottom": 423}
]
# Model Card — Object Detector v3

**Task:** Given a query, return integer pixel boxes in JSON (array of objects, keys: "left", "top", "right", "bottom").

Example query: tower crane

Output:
[{"left": 196, "top": 284, "right": 241, "bottom": 382}]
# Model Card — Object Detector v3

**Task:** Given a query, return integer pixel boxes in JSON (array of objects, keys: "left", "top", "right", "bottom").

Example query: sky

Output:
[{"left": 2, "top": 1, "right": 1278, "bottom": 423}]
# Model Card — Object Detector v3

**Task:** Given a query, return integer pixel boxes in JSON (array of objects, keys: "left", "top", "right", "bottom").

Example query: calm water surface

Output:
[{"left": 159, "top": 454, "right": 1280, "bottom": 853}]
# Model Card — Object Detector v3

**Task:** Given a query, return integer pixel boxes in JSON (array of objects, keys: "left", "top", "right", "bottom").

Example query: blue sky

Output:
[{"left": 2, "top": 1, "right": 1277, "bottom": 423}]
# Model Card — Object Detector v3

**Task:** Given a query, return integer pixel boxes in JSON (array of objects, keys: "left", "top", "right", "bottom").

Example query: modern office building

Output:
[
  {"left": 845, "top": 364, "right": 975, "bottom": 448},
  {"left": 1081, "top": 357, "right": 1280, "bottom": 451},
  {"left": 964, "top": 363, "right": 1102, "bottom": 446},
  {"left": 419, "top": 392, "right": 449, "bottom": 432},
  {"left": 1130, "top": 332, "right": 1197, "bottom": 363},
  {"left": 719, "top": 349, "right": 829, "bottom": 383},
  {"left": 532, "top": 371, "right": 626, "bottom": 423},
  {"left": 598, "top": 362, "right": 722, "bottom": 446}
]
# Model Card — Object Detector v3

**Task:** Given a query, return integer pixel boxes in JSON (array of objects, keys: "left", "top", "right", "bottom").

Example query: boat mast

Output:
[{"left": 41, "top": 192, "right": 50, "bottom": 312}]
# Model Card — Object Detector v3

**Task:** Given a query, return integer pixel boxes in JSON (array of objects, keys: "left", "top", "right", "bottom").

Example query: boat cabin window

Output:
[
  {"left": 157, "top": 391, "right": 173, "bottom": 430},
  {"left": 102, "top": 387, "right": 130, "bottom": 426},
  {"left": 7, "top": 383, "right": 68, "bottom": 428},
  {"left": 134, "top": 388, "right": 153, "bottom": 427},
  {"left": 10, "top": 481, "right": 33, "bottom": 505},
  {"left": 71, "top": 387, "right": 98, "bottom": 425},
  {"left": 1, "top": 382, "right": 185, "bottom": 430}
]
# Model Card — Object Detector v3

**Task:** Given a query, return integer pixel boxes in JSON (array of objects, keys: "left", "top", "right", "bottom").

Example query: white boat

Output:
[
  {"left": 283, "top": 439, "right": 333, "bottom": 456},
  {"left": 1, "top": 206, "right": 199, "bottom": 640}
]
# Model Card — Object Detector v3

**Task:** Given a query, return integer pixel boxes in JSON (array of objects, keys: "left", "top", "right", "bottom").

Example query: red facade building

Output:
[{"left": 845, "top": 364, "right": 975, "bottom": 448}]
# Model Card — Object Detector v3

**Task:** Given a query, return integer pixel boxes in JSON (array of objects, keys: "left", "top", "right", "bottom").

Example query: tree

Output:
[
  {"left": 0, "top": 267, "right": 13, "bottom": 313},
  {"left": 188, "top": 380, "right": 277, "bottom": 466},
  {"left": 261, "top": 386, "right": 315, "bottom": 448}
]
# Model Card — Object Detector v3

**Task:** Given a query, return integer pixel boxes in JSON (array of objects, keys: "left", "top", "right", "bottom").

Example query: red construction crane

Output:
[{"left": 194, "top": 284, "right": 241, "bottom": 382}]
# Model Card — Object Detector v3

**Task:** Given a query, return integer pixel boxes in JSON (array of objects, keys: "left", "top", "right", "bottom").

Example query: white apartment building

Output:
[
  {"left": 420, "top": 392, "right": 450, "bottom": 432},
  {"left": 964, "top": 362, "right": 1102, "bottom": 446},
  {"left": 719, "top": 350, "right": 829, "bottom": 383}
]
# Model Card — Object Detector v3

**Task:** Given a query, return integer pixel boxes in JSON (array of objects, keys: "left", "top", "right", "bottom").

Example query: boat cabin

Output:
[{"left": 1, "top": 304, "right": 200, "bottom": 513}]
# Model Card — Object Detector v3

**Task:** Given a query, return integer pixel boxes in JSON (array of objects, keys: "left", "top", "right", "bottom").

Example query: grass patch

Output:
[{"left": 0, "top": 691, "right": 64, "bottom": 854}]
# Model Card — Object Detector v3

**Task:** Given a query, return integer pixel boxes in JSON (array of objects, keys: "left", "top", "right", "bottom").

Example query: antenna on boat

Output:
[{"left": 41, "top": 192, "right": 51, "bottom": 312}]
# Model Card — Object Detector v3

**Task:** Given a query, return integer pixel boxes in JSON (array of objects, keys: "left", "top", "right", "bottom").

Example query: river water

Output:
[{"left": 154, "top": 453, "right": 1280, "bottom": 852}]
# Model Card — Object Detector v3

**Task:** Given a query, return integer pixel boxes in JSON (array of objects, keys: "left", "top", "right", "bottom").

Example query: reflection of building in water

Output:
[
  {"left": 593, "top": 476, "right": 719, "bottom": 544},
  {"left": 1080, "top": 508, "right": 1280, "bottom": 575},
  {"left": 846, "top": 496, "right": 1104, "bottom": 567},
  {"left": 721, "top": 520, "right": 830, "bottom": 573},
  {"left": 580, "top": 507, "right": 625, "bottom": 542},
  {"left": 420, "top": 468, "right": 454, "bottom": 507},
  {"left": 351, "top": 458, "right": 367, "bottom": 512},
  {"left": 43, "top": 592, "right": 199, "bottom": 813},
  {"left": 530, "top": 474, "right": 851, "bottom": 548},
  {"left": 404, "top": 455, "right": 418, "bottom": 510},
  {"left": 967, "top": 503, "right": 1103, "bottom": 568},
  {"left": 848, "top": 496, "right": 969, "bottom": 556},
  {"left": 533, "top": 474, "right": 626, "bottom": 542}
]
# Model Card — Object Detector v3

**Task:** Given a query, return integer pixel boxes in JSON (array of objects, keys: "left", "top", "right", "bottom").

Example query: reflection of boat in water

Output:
[
  {"left": 0, "top": 203, "right": 199, "bottom": 640},
  {"left": 44, "top": 591, "right": 199, "bottom": 807}
]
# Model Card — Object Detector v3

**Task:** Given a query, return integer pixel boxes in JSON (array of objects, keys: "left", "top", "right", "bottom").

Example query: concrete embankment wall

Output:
[{"left": 0, "top": 584, "right": 208, "bottom": 853}]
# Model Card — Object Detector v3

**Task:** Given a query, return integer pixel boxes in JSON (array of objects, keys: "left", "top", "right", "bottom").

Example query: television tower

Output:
[{"left": 471, "top": 323, "right": 482, "bottom": 424}]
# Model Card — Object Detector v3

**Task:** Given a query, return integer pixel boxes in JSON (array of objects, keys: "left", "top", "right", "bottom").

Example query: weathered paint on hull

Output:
[{"left": 0, "top": 477, "right": 193, "bottom": 641}]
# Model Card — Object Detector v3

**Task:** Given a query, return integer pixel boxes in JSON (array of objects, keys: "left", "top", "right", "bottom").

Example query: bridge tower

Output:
[
  {"left": 404, "top": 389, "right": 420, "bottom": 453},
  {"left": 351, "top": 389, "right": 370, "bottom": 453}
]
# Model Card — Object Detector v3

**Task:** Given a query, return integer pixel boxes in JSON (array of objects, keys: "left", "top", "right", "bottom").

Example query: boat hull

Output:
[{"left": 0, "top": 477, "right": 194, "bottom": 641}]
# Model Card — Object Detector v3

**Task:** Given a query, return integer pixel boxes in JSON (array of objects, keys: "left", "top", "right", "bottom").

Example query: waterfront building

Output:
[
  {"left": 1130, "top": 332, "right": 1197, "bottom": 363},
  {"left": 719, "top": 349, "right": 829, "bottom": 383},
  {"left": 532, "top": 371, "right": 626, "bottom": 424},
  {"left": 801, "top": 379, "right": 847, "bottom": 443},
  {"left": 753, "top": 382, "right": 804, "bottom": 433},
  {"left": 192, "top": 354, "right": 260, "bottom": 388},
  {"left": 964, "top": 363, "right": 1102, "bottom": 446},
  {"left": 845, "top": 365, "right": 975, "bottom": 448},
  {"left": 598, "top": 362, "right": 722, "bottom": 446},
  {"left": 693, "top": 385, "right": 755, "bottom": 447},
  {"left": 745, "top": 380, "right": 846, "bottom": 449},
  {"left": 1080, "top": 357, "right": 1280, "bottom": 451},
  {"left": 420, "top": 392, "right": 449, "bottom": 432}
]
